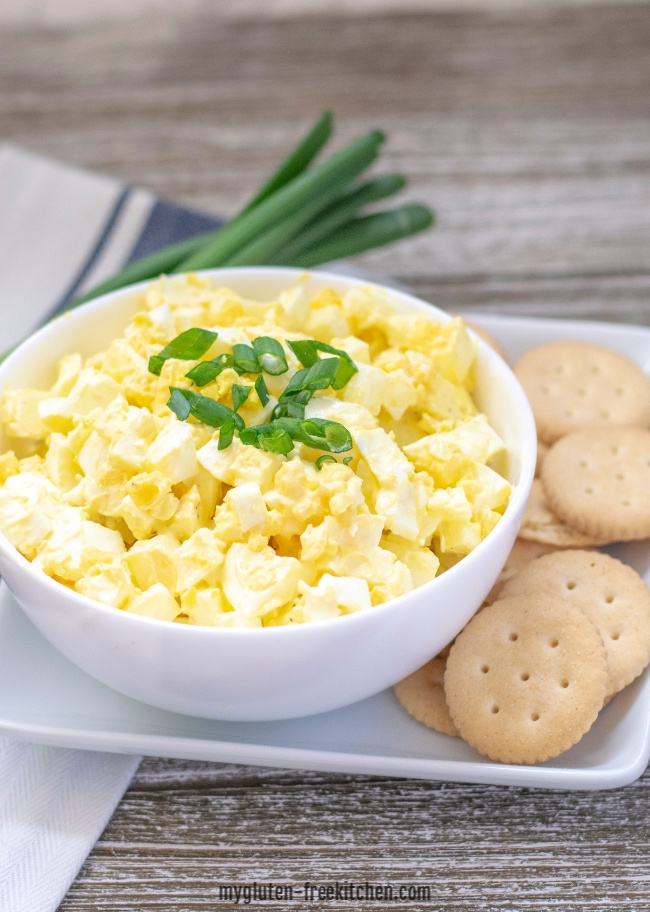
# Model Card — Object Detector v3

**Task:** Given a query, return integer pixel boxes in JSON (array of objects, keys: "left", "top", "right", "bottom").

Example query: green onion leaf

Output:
[
  {"left": 290, "top": 204, "right": 434, "bottom": 269},
  {"left": 176, "top": 129, "right": 384, "bottom": 272},
  {"left": 169, "top": 387, "right": 244, "bottom": 430},
  {"left": 232, "top": 343, "right": 261, "bottom": 374},
  {"left": 286, "top": 340, "right": 357, "bottom": 389},
  {"left": 258, "top": 428, "right": 295, "bottom": 455},
  {"left": 252, "top": 336, "right": 289, "bottom": 375},
  {"left": 218, "top": 418, "right": 236, "bottom": 450},
  {"left": 167, "top": 387, "right": 192, "bottom": 421},
  {"left": 343, "top": 456, "right": 354, "bottom": 466},
  {"left": 190, "top": 395, "right": 245, "bottom": 430},
  {"left": 149, "top": 328, "right": 218, "bottom": 376},
  {"left": 231, "top": 384, "right": 251, "bottom": 412},
  {"left": 239, "top": 110, "right": 333, "bottom": 215},
  {"left": 272, "top": 389, "right": 311, "bottom": 420},
  {"left": 315, "top": 454, "right": 337, "bottom": 470},
  {"left": 240, "top": 424, "right": 295, "bottom": 456},
  {"left": 255, "top": 375, "right": 270, "bottom": 406},
  {"left": 185, "top": 353, "right": 233, "bottom": 386},
  {"left": 269, "top": 173, "right": 406, "bottom": 265},
  {"left": 303, "top": 418, "right": 353, "bottom": 453},
  {"left": 280, "top": 357, "right": 340, "bottom": 399},
  {"left": 273, "top": 417, "right": 353, "bottom": 453}
]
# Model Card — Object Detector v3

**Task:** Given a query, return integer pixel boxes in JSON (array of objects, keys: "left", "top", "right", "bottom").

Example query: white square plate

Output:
[{"left": 3, "top": 314, "right": 650, "bottom": 791}]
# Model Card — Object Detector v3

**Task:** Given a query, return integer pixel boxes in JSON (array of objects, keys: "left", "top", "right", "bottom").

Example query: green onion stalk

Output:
[{"left": 1, "top": 111, "right": 434, "bottom": 363}]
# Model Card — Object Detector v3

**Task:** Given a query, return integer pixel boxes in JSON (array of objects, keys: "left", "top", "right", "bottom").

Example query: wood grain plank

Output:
[
  {"left": 2, "top": 6, "right": 650, "bottom": 302},
  {"left": 58, "top": 760, "right": 650, "bottom": 911}
]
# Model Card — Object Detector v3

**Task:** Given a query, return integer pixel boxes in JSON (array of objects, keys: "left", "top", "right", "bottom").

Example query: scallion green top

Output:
[{"left": 149, "top": 329, "right": 357, "bottom": 461}]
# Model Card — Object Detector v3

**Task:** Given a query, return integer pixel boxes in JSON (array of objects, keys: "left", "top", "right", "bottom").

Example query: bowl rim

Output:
[{"left": 0, "top": 266, "right": 537, "bottom": 638}]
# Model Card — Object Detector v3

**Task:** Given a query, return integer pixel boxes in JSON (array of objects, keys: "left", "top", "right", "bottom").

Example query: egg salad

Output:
[{"left": 0, "top": 275, "right": 511, "bottom": 627}]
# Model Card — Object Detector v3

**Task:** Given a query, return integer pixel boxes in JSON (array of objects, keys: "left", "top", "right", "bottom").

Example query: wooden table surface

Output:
[{"left": 3, "top": 3, "right": 650, "bottom": 909}]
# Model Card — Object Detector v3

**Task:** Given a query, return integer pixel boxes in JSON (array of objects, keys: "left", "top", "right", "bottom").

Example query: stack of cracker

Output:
[{"left": 395, "top": 339, "right": 650, "bottom": 765}]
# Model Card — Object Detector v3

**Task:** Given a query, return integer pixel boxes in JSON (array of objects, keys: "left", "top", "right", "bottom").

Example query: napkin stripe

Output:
[
  {"left": 0, "top": 145, "right": 225, "bottom": 912},
  {"left": 48, "top": 186, "right": 132, "bottom": 316},
  {"left": 126, "top": 197, "right": 223, "bottom": 265},
  {"left": 66, "top": 186, "right": 156, "bottom": 309},
  {"left": 48, "top": 196, "right": 223, "bottom": 321}
]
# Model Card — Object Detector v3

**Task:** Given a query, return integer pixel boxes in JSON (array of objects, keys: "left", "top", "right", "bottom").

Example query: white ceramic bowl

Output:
[{"left": 0, "top": 268, "right": 536, "bottom": 721}]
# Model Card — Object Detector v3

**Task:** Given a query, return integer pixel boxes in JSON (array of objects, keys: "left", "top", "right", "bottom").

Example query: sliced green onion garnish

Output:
[
  {"left": 273, "top": 417, "right": 353, "bottom": 453},
  {"left": 167, "top": 387, "right": 192, "bottom": 421},
  {"left": 315, "top": 454, "right": 337, "bottom": 470},
  {"left": 149, "top": 328, "right": 218, "bottom": 376},
  {"left": 189, "top": 394, "right": 245, "bottom": 430},
  {"left": 185, "top": 353, "right": 233, "bottom": 386},
  {"left": 272, "top": 389, "right": 311, "bottom": 420},
  {"left": 232, "top": 343, "right": 261, "bottom": 374},
  {"left": 252, "top": 336, "right": 289, "bottom": 375},
  {"left": 286, "top": 340, "right": 357, "bottom": 389},
  {"left": 255, "top": 375, "right": 270, "bottom": 406},
  {"left": 343, "top": 455, "right": 353, "bottom": 466},
  {"left": 280, "top": 357, "right": 340, "bottom": 399},
  {"left": 218, "top": 418, "right": 236, "bottom": 450},
  {"left": 303, "top": 418, "right": 353, "bottom": 453},
  {"left": 240, "top": 424, "right": 295, "bottom": 456},
  {"left": 231, "top": 384, "right": 251, "bottom": 412},
  {"left": 169, "top": 387, "right": 244, "bottom": 430}
]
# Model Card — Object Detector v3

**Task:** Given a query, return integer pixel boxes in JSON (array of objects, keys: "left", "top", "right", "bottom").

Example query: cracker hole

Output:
[
  {"left": 520, "top": 672, "right": 530, "bottom": 682},
  {"left": 564, "top": 410, "right": 573, "bottom": 418},
  {"left": 541, "top": 386, "right": 549, "bottom": 395},
  {"left": 566, "top": 581, "right": 576, "bottom": 590},
  {"left": 600, "top": 411, "right": 610, "bottom": 419},
  {"left": 611, "top": 446, "right": 619, "bottom": 455},
  {"left": 615, "top": 388, "right": 624, "bottom": 396},
  {"left": 509, "top": 632, "right": 518, "bottom": 642},
  {"left": 622, "top": 500, "right": 631, "bottom": 507},
  {"left": 611, "top": 632, "right": 620, "bottom": 641},
  {"left": 576, "top": 388, "right": 586, "bottom": 397},
  {"left": 616, "top": 473, "right": 625, "bottom": 481},
  {"left": 560, "top": 680, "right": 569, "bottom": 689},
  {"left": 585, "top": 487, "right": 594, "bottom": 495},
  {"left": 550, "top": 638, "right": 559, "bottom": 648},
  {"left": 531, "top": 713, "right": 540, "bottom": 722},
  {"left": 580, "top": 460, "right": 588, "bottom": 468},
  {"left": 605, "top": 595, "right": 615, "bottom": 604},
  {"left": 481, "top": 664, "right": 489, "bottom": 674},
  {"left": 555, "top": 365, "right": 563, "bottom": 374},
  {"left": 491, "top": 705, "right": 499, "bottom": 714},
  {"left": 591, "top": 365, "right": 600, "bottom": 375}
]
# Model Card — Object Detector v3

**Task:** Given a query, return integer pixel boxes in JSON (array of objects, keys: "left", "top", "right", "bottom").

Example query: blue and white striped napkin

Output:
[
  {"left": 0, "top": 144, "right": 223, "bottom": 912},
  {"left": 0, "top": 144, "right": 223, "bottom": 350}
]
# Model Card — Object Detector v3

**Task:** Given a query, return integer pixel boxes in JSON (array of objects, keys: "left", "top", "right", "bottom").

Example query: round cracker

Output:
[
  {"left": 444, "top": 595, "right": 608, "bottom": 764},
  {"left": 485, "top": 538, "right": 561, "bottom": 605},
  {"left": 499, "top": 550, "right": 650, "bottom": 697},
  {"left": 518, "top": 479, "right": 610, "bottom": 548},
  {"left": 394, "top": 656, "right": 459, "bottom": 737},
  {"left": 542, "top": 427, "right": 650, "bottom": 542},
  {"left": 514, "top": 341, "right": 650, "bottom": 445}
]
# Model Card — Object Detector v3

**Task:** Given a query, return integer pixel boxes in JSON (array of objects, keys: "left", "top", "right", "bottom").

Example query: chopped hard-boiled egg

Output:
[{"left": 0, "top": 276, "right": 511, "bottom": 626}]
